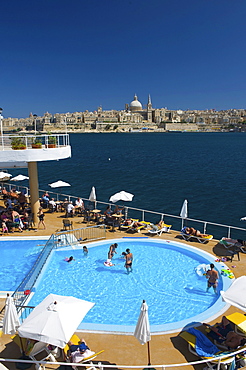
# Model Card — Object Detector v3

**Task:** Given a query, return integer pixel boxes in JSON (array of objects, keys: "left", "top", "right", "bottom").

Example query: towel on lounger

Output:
[{"left": 187, "top": 327, "right": 220, "bottom": 357}]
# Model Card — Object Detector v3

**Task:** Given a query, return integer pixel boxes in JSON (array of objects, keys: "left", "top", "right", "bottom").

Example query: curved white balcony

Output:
[{"left": 0, "top": 134, "right": 71, "bottom": 168}]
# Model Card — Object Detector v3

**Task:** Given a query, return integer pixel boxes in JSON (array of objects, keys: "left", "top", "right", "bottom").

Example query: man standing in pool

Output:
[
  {"left": 124, "top": 248, "right": 133, "bottom": 274},
  {"left": 108, "top": 243, "right": 118, "bottom": 259},
  {"left": 206, "top": 263, "right": 219, "bottom": 294}
]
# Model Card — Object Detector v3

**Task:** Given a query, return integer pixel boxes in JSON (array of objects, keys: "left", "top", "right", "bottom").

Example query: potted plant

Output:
[
  {"left": 32, "top": 138, "right": 42, "bottom": 149},
  {"left": 47, "top": 135, "right": 57, "bottom": 148},
  {"left": 11, "top": 137, "right": 27, "bottom": 150}
]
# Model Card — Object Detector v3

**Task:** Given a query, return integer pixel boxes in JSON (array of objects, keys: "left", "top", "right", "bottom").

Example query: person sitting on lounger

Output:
[
  {"left": 185, "top": 227, "right": 209, "bottom": 238},
  {"left": 68, "top": 338, "right": 95, "bottom": 364},
  {"left": 221, "top": 237, "right": 246, "bottom": 247},
  {"left": 131, "top": 221, "right": 145, "bottom": 231},
  {"left": 204, "top": 316, "right": 246, "bottom": 348}
]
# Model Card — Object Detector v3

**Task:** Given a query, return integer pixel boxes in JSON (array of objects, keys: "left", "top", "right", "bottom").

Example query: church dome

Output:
[{"left": 130, "top": 94, "right": 142, "bottom": 111}]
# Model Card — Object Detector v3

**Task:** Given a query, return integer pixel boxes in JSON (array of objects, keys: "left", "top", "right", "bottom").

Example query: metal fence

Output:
[
  {"left": 12, "top": 234, "right": 56, "bottom": 310},
  {"left": 55, "top": 224, "right": 106, "bottom": 246},
  {"left": 0, "top": 133, "right": 69, "bottom": 151},
  {"left": 3, "top": 183, "right": 246, "bottom": 240},
  {"left": 1, "top": 343, "right": 246, "bottom": 370}
]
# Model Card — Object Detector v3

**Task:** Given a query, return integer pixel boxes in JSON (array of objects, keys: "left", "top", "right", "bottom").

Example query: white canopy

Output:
[
  {"left": 0, "top": 171, "right": 12, "bottom": 181},
  {"left": 221, "top": 276, "right": 246, "bottom": 311},
  {"left": 109, "top": 190, "right": 134, "bottom": 203},
  {"left": 3, "top": 295, "right": 20, "bottom": 335},
  {"left": 18, "top": 294, "right": 94, "bottom": 348},
  {"left": 48, "top": 180, "right": 71, "bottom": 188},
  {"left": 11, "top": 174, "right": 29, "bottom": 181}
]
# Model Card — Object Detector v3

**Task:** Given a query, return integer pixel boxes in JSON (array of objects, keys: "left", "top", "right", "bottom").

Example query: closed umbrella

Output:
[
  {"left": 18, "top": 293, "right": 94, "bottom": 348},
  {"left": 221, "top": 276, "right": 246, "bottom": 311},
  {"left": 134, "top": 300, "right": 151, "bottom": 365},
  {"left": 11, "top": 174, "right": 29, "bottom": 181},
  {"left": 109, "top": 190, "right": 134, "bottom": 203},
  {"left": 3, "top": 294, "right": 20, "bottom": 335},
  {"left": 180, "top": 199, "right": 188, "bottom": 229},
  {"left": 88, "top": 186, "right": 96, "bottom": 208}
]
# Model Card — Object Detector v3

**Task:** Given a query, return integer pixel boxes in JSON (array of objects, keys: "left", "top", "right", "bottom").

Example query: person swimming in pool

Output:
[
  {"left": 124, "top": 248, "right": 133, "bottom": 274},
  {"left": 206, "top": 263, "right": 218, "bottom": 294},
  {"left": 66, "top": 256, "right": 74, "bottom": 263}
]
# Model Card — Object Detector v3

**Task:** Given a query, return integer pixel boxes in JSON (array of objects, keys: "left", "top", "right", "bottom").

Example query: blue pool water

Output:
[
  {"left": 28, "top": 238, "right": 231, "bottom": 332},
  {"left": 0, "top": 238, "right": 47, "bottom": 291}
]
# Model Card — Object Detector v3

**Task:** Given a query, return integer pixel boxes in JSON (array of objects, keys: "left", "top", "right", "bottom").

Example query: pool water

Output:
[
  {"left": 0, "top": 239, "right": 46, "bottom": 291},
  {"left": 28, "top": 238, "right": 231, "bottom": 332}
]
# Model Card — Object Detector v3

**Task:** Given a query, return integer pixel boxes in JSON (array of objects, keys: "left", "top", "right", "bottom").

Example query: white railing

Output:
[
  {"left": 0, "top": 134, "right": 70, "bottom": 151},
  {"left": 1, "top": 344, "right": 246, "bottom": 370},
  {"left": 3, "top": 183, "right": 246, "bottom": 240}
]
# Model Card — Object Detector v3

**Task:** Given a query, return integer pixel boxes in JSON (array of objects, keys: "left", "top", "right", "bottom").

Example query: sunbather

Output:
[
  {"left": 67, "top": 338, "right": 95, "bottom": 364},
  {"left": 221, "top": 237, "right": 246, "bottom": 247},
  {"left": 204, "top": 316, "right": 246, "bottom": 349},
  {"left": 184, "top": 227, "right": 209, "bottom": 238}
]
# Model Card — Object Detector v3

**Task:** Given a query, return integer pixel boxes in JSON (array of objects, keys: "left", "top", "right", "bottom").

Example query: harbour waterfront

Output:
[{"left": 9, "top": 132, "right": 246, "bottom": 235}]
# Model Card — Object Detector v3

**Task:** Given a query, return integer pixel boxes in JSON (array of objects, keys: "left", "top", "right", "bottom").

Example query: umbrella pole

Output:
[
  {"left": 147, "top": 340, "right": 151, "bottom": 366},
  {"left": 20, "top": 336, "right": 24, "bottom": 354}
]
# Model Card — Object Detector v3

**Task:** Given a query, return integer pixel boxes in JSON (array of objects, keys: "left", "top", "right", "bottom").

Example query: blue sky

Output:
[{"left": 1, "top": 0, "right": 246, "bottom": 118}]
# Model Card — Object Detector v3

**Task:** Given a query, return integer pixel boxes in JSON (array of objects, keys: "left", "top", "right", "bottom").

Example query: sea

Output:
[{"left": 9, "top": 132, "right": 246, "bottom": 237}]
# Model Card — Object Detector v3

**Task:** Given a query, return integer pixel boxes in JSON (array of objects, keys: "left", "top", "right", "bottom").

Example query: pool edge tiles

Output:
[{"left": 30, "top": 237, "right": 234, "bottom": 334}]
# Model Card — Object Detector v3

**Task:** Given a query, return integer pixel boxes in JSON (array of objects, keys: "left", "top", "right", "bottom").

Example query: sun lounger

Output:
[
  {"left": 148, "top": 223, "right": 172, "bottom": 236},
  {"left": 220, "top": 238, "right": 246, "bottom": 254},
  {"left": 179, "top": 328, "right": 236, "bottom": 369},
  {"left": 226, "top": 312, "right": 246, "bottom": 336},
  {"left": 120, "top": 218, "right": 139, "bottom": 231},
  {"left": 126, "top": 220, "right": 151, "bottom": 233},
  {"left": 181, "top": 227, "right": 213, "bottom": 243},
  {"left": 64, "top": 334, "right": 104, "bottom": 370}
]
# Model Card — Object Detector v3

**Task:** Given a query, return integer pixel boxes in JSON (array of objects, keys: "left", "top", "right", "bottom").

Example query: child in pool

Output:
[
  {"left": 65, "top": 256, "right": 75, "bottom": 263},
  {"left": 83, "top": 246, "right": 88, "bottom": 255}
]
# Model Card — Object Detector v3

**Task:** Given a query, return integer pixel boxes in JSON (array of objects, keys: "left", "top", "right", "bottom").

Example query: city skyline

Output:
[{"left": 1, "top": 0, "right": 246, "bottom": 118}]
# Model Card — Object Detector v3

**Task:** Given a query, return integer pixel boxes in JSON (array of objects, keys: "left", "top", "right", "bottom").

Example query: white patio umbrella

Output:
[
  {"left": 180, "top": 199, "right": 188, "bottom": 229},
  {"left": 109, "top": 190, "right": 134, "bottom": 203},
  {"left": 48, "top": 180, "right": 71, "bottom": 200},
  {"left": 18, "top": 293, "right": 95, "bottom": 348},
  {"left": 48, "top": 180, "right": 71, "bottom": 188},
  {"left": 3, "top": 294, "right": 20, "bottom": 335},
  {"left": 134, "top": 300, "right": 151, "bottom": 365},
  {"left": 0, "top": 171, "right": 12, "bottom": 181},
  {"left": 221, "top": 276, "right": 246, "bottom": 311},
  {"left": 11, "top": 174, "right": 29, "bottom": 181}
]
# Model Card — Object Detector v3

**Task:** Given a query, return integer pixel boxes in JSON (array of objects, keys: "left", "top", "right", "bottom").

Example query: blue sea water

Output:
[{"left": 10, "top": 132, "right": 246, "bottom": 235}]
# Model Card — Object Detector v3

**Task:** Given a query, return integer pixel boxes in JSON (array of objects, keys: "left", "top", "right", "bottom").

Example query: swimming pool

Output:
[
  {"left": 0, "top": 237, "right": 49, "bottom": 293},
  {"left": 27, "top": 238, "right": 232, "bottom": 333}
]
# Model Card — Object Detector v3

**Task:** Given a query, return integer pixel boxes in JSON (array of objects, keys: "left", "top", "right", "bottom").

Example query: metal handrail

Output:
[
  {"left": 3, "top": 183, "right": 246, "bottom": 239},
  {"left": 0, "top": 133, "right": 70, "bottom": 151},
  {"left": 1, "top": 343, "right": 246, "bottom": 369},
  {"left": 12, "top": 233, "right": 55, "bottom": 309}
]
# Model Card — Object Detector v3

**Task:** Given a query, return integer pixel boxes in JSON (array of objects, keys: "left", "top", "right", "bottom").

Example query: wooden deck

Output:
[{"left": 1, "top": 209, "right": 246, "bottom": 370}]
